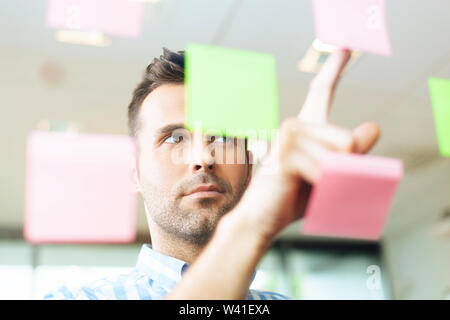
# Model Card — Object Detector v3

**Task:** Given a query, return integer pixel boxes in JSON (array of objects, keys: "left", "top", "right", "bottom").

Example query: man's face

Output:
[{"left": 135, "top": 84, "right": 252, "bottom": 245}]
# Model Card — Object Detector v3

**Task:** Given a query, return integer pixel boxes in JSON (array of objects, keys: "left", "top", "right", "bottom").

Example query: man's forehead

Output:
[{"left": 140, "top": 84, "right": 186, "bottom": 135}]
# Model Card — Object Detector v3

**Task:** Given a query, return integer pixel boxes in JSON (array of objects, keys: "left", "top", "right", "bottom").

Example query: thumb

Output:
[{"left": 352, "top": 122, "right": 381, "bottom": 154}]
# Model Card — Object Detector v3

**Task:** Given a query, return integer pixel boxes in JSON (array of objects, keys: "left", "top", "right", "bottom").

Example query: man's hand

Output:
[
  {"left": 225, "top": 49, "right": 381, "bottom": 244},
  {"left": 166, "top": 49, "right": 381, "bottom": 300}
]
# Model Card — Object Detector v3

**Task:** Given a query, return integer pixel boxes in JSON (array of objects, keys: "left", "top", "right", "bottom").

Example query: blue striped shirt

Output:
[{"left": 43, "top": 244, "right": 290, "bottom": 300}]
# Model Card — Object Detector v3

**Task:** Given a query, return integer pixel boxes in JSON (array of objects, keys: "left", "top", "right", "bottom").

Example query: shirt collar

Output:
[
  {"left": 135, "top": 244, "right": 189, "bottom": 290},
  {"left": 135, "top": 243, "right": 257, "bottom": 291}
]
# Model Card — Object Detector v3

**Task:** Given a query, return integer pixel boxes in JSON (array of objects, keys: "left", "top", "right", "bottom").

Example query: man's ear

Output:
[{"left": 132, "top": 165, "right": 142, "bottom": 193}]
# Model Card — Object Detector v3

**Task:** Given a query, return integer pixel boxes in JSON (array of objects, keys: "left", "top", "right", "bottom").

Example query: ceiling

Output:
[{"left": 0, "top": 0, "right": 449, "bottom": 239}]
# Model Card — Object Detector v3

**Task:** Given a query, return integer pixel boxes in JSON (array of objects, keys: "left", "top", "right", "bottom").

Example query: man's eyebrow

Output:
[{"left": 154, "top": 123, "right": 187, "bottom": 136}]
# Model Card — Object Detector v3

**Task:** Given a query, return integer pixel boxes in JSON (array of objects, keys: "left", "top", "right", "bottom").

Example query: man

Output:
[{"left": 44, "top": 47, "right": 379, "bottom": 300}]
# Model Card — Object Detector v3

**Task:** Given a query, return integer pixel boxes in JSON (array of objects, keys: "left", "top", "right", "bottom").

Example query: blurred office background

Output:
[{"left": 0, "top": 0, "right": 449, "bottom": 299}]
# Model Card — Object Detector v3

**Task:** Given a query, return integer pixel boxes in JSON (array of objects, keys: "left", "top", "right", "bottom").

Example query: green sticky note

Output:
[
  {"left": 185, "top": 43, "right": 279, "bottom": 139},
  {"left": 428, "top": 77, "right": 450, "bottom": 157}
]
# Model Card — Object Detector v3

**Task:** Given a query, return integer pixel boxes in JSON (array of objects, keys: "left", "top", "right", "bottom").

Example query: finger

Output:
[
  {"left": 298, "top": 49, "right": 351, "bottom": 124},
  {"left": 352, "top": 122, "right": 381, "bottom": 154},
  {"left": 283, "top": 138, "right": 329, "bottom": 183},
  {"left": 285, "top": 122, "right": 380, "bottom": 183},
  {"left": 297, "top": 122, "right": 354, "bottom": 153},
  {"left": 281, "top": 118, "right": 353, "bottom": 153},
  {"left": 284, "top": 152, "right": 320, "bottom": 184}
]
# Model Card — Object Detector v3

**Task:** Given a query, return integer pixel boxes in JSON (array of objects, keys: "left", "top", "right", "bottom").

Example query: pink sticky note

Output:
[
  {"left": 301, "top": 152, "right": 403, "bottom": 240},
  {"left": 312, "top": 0, "right": 392, "bottom": 56},
  {"left": 23, "top": 131, "right": 138, "bottom": 244},
  {"left": 46, "top": 0, "right": 144, "bottom": 38}
]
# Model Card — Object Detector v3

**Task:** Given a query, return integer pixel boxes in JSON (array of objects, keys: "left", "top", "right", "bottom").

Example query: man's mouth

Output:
[{"left": 184, "top": 184, "right": 224, "bottom": 199}]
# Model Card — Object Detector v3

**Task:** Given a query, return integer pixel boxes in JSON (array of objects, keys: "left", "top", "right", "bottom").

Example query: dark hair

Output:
[{"left": 127, "top": 47, "right": 184, "bottom": 137}]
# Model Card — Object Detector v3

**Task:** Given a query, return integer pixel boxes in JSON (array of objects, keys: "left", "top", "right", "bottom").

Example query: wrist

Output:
[{"left": 217, "top": 205, "right": 272, "bottom": 257}]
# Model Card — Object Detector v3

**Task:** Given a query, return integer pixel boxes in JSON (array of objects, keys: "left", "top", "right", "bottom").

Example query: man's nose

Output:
[{"left": 189, "top": 131, "right": 216, "bottom": 173}]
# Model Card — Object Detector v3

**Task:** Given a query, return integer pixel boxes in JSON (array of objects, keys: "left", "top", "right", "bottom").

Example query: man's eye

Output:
[
  {"left": 163, "top": 133, "right": 186, "bottom": 144},
  {"left": 208, "top": 135, "right": 234, "bottom": 144}
]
